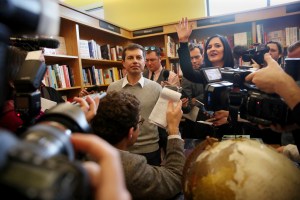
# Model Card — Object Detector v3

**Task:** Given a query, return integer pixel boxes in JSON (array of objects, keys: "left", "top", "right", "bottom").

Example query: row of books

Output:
[
  {"left": 258, "top": 24, "right": 299, "bottom": 47},
  {"left": 43, "top": 64, "right": 75, "bottom": 89},
  {"left": 79, "top": 39, "right": 123, "bottom": 61},
  {"left": 167, "top": 25, "right": 299, "bottom": 57},
  {"left": 82, "top": 66, "right": 124, "bottom": 86}
]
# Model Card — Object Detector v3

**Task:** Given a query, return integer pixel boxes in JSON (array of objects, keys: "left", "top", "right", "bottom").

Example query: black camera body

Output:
[
  {"left": 241, "top": 44, "right": 270, "bottom": 65},
  {"left": 0, "top": 103, "right": 92, "bottom": 200},
  {"left": 239, "top": 90, "right": 292, "bottom": 125},
  {"left": 200, "top": 66, "right": 292, "bottom": 126}
]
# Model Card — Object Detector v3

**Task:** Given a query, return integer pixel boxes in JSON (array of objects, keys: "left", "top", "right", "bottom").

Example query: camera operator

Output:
[{"left": 245, "top": 53, "right": 300, "bottom": 151}]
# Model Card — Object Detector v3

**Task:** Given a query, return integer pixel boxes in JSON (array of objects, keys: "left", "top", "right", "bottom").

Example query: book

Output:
[
  {"left": 43, "top": 36, "right": 67, "bottom": 55},
  {"left": 79, "top": 40, "right": 91, "bottom": 58},
  {"left": 149, "top": 87, "right": 182, "bottom": 129},
  {"left": 100, "top": 44, "right": 111, "bottom": 60},
  {"left": 116, "top": 45, "right": 123, "bottom": 60}
]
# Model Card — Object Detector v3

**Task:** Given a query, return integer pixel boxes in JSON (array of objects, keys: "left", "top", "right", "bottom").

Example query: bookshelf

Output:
[
  {"left": 131, "top": 1, "right": 300, "bottom": 71},
  {"left": 49, "top": 2, "right": 300, "bottom": 100}
]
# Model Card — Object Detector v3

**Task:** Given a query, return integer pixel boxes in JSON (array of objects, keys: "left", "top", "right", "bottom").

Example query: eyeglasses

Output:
[
  {"left": 137, "top": 118, "right": 145, "bottom": 126},
  {"left": 145, "top": 46, "right": 158, "bottom": 51}
]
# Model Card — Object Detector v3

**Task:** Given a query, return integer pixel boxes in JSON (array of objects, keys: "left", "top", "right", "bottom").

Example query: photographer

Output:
[{"left": 245, "top": 53, "right": 300, "bottom": 151}]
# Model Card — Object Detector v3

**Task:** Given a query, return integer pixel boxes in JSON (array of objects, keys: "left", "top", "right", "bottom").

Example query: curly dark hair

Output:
[{"left": 91, "top": 90, "right": 141, "bottom": 145}]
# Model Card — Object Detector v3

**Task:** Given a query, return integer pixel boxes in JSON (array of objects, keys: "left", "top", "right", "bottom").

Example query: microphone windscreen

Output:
[
  {"left": 9, "top": 37, "right": 60, "bottom": 50},
  {"left": 38, "top": 38, "right": 60, "bottom": 48},
  {"left": 163, "top": 70, "right": 170, "bottom": 81}
]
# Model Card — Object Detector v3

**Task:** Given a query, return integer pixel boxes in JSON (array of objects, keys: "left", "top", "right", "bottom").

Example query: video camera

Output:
[
  {"left": 241, "top": 44, "right": 270, "bottom": 66},
  {"left": 0, "top": 103, "right": 91, "bottom": 199},
  {"left": 200, "top": 57, "right": 299, "bottom": 126},
  {"left": 0, "top": 0, "right": 96, "bottom": 199}
]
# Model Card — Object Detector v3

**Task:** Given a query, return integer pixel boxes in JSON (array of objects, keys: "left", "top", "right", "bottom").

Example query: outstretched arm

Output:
[
  {"left": 245, "top": 53, "right": 300, "bottom": 110},
  {"left": 176, "top": 17, "right": 204, "bottom": 83}
]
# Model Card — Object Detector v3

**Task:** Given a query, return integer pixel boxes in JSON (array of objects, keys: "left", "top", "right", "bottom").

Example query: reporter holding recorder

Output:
[{"left": 245, "top": 53, "right": 300, "bottom": 151}]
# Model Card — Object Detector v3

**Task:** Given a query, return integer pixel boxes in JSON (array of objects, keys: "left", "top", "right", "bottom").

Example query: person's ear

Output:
[{"left": 128, "top": 127, "right": 135, "bottom": 140}]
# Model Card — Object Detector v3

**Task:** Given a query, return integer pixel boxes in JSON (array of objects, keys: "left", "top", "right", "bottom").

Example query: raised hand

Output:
[{"left": 175, "top": 17, "right": 193, "bottom": 43}]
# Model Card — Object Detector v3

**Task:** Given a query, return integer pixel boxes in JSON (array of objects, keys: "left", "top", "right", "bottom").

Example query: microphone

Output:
[
  {"left": 162, "top": 70, "right": 170, "bottom": 81},
  {"left": 9, "top": 37, "right": 60, "bottom": 50}
]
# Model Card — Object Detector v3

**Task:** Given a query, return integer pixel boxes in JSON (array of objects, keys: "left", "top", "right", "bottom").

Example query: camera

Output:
[
  {"left": 0, "top": 103, "right": 91, "bottom": 200},
  {"left": 0, "top": 0, "right": 94, "bottom": 199},
  {"left": 200, "top": 65, "right": 293, "bottom": 126},
  {"left": 241, "top": 44, "right": 270, "bottom": 65},
  {"left": 14, "top": 51, "right": 47, "bottom": 124},
  {"left": 0, "top": 0, "right": 60, "bottom": 109}
]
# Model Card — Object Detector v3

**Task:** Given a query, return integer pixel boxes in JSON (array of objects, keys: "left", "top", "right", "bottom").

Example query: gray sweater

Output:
[{"left": 107, "top": 77, "right": 162, "bottom": 154}]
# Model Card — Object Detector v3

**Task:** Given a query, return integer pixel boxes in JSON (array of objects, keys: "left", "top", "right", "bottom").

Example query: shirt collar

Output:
[{"left": 122, "top": 74, "right": 145, "bottom": 88}]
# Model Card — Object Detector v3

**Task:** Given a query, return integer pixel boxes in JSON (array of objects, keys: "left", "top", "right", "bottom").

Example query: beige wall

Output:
[{"left": 103, "top": 0, "right": 206, "bottom": 30}]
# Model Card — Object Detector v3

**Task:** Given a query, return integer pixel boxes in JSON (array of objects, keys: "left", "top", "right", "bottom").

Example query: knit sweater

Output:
[{"left": 107, "top": 77, "right": 162, "bottom": 154}]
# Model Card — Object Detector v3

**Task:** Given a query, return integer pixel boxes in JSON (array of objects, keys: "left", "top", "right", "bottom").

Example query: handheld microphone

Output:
[
  {"left": 9, "top": 37, "right": 60, "bottom": 50},
  {"left": 162, "top": 70, "right": 170, "bottom": 81}
]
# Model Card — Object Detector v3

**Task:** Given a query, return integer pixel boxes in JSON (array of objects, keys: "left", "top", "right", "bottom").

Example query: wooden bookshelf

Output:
[
  {"left": 50, "top": 2, "right": 300, "bottom": 99},
  {"left": 132, "top": 1, "right": 300, "bottom": 70}
]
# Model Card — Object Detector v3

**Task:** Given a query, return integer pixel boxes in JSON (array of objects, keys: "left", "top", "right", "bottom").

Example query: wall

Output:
[{"left": 103, "top": 0, "right": 206, "bottom": 30}]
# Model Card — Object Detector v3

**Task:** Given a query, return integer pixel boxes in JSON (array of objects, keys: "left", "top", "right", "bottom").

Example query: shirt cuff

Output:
[{"left": 168, "top": 134, "right": 182, "bottom": 140}]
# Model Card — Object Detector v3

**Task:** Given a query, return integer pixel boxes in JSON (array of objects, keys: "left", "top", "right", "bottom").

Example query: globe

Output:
[{"left": 183, "top": 138, "right": 300, "bottom": 200}]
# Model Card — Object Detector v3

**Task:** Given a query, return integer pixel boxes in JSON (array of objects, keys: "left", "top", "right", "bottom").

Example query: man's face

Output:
[
  {"left": 145, "top": 51, "right": 161, "bottom": 72},
  {"left": 190, "top": 48, "right": 203, "bottom": 69},
  {"left": 288, "top": 47, "right": 300, "bottom": 58},
  {"left": 267, "top": 43, "right": 281, "bottom": 61},
  {"left": 122, "top": 48, "right": 145, "bottom": 75}
]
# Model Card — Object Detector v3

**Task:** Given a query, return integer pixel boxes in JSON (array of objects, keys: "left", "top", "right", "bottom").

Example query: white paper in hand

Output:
[
  {"left": 149, "top": 87, "right": 182, "bottom": 128},
  {"left": 183, "top": 106, "right": 199, "bottom": 122}
]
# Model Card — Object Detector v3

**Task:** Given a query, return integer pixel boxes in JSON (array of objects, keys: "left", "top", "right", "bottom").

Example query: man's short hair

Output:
[
  {"left": 91, "top": 91, "right": 140, "bottom": 145},
  {"left": 122, "top": 43, "right": 145, "bottom": 61},
  {"left": 287, "top": 40, "right": 300, "bottom": 53},
  {"left": 267, "top": 41, "right": 283, "bottom": 54},
  {"left": 188, "top": 43, "right": 203, "bottom": 55}
]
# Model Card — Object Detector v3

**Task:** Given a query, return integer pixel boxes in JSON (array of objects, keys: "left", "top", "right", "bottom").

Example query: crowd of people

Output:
[{"left": 1, "top": 14, "right": 300, "bottom": 200}]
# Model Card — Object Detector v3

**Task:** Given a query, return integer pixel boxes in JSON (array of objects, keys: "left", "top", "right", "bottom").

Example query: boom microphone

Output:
[
  {"left": 163, "top": 70, "right": 170, "bottom": 81},
  {"left": 9, "top": 37, "right": 60, "bottom": 50}
]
